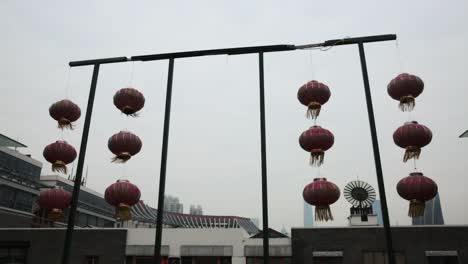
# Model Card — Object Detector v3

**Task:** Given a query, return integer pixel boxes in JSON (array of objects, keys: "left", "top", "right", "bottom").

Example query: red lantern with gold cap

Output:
[
  {"left": 43, "top": 141, "right": 77, "bottom": 174},
  {"left": 397, "top": 172, "right": 438, "bottom": 217},
  {"left": 393, "top": 121, "right": 432, "bottom": 162},
  {"left": 299, "top": 126, "right": 334, "bottom": 166},
  {"left": 303, "top": 178, "right": 340, "bottom": 221},
  {"left": 38, "top": 187, "right": 72, "bottom": 221},
  {"left": 387, "top": 73, "right": 424, "bottom": 111},
  {"left": 105, "top": 180, "right": 141, "bottom": 220},
  {"left": 108, "top": 131, "right": 142, "bottom": 163},
  {"left": 297, "top": 80, "right": 331, "bottom": 119},
  {"left": 113, "top": 88, "right": 145, "bottom": 116},
  {"left": 49, "top": 99, "right": 81, "bottom": 129}
]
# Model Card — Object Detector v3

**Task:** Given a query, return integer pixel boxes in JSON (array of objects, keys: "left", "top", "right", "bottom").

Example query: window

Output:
[
  {"left": 312, "top": 251, "right": 343, "bottom": 264},
  {"left": 86, "top": 256, "right": 99, "bottom": 264},
  {"left": 426, "top": 251, "right": 459, "bottom": 264},
  {"left": 0, "top": 245, "right": 28, "bottom": 264},
  {"left": 363, "top": 252, "right": 405, "bottom": 264}
]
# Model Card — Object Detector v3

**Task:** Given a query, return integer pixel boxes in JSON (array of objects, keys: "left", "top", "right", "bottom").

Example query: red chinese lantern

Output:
[
  {"left": 299, "top": 126, "right": 334, "bottom": 166},
  {"left": 49, "top": 99, "right": 81, "bottom": 129},
  {"left": 387, "top": 73, "right": 424, "bottom": 111},
  {"left": 113, "top": 87, "right": 145, "bottom": 116},
  {"left": 108, "top": 131, "right": 142, "bottom": 163},
  {"left": 38, "top": 187, "right": 72, "bottom": 221},
  {"left": 303, "top": 178, "right": 340, "bottom": 221},
  {"left": 297, "top": 80, "right": 331, "bottom": 119},
  {"left": 105, "top": 180, "right": 141, "bottom": 220},
  {"left": 397, "top": 172, "right": 438, "bottom": 217},
  {"left": 393, "top": 121, "right": 432, "bottom": 162},
  {"left": 43, "top": 141, "right": 77, "bottom": 174}
]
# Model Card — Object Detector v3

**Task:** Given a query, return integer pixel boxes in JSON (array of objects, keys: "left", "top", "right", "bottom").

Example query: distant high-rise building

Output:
[
  {"left": 164, "top": 195, "right": 183, "bottom": 213},
  {"left": 412, "top": 193, "right": 444, "bottom": 225},
  {"left": 303, "top": 201, "right": 314, "bottom": 227},
  {"left": 189, "top": 205, "right": 203, "bottom": 215},
  {"left": 372, "top": 200, "right": 383, "bottom": 226}
]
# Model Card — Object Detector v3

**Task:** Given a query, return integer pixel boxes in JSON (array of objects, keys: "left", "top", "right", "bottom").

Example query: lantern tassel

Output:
[
  {"left": 310, "top": 150, "right": 325, "bottom": 166},
  {"left": 403, "top": 146, "right": 421, "bottom": 162},
  {"left": 122, "top": 106, "right": 140, "bottom": 117},
  {"left": 306, "top": 102, "right": 322, "bottom": 119},
  {"left": 58, "top": 118, "right": 75, "bottom": 130},
  {"left": 408, "top": 200, "right": 425, "bottom": 217},
  {"left": 112, "top": 152, "right": 132, "bottom": 163},
  {"left": 399, "top": 96, "right": 415, "bottom": 112},
  {"left": 48, "top": 208, "right": 64, "bottom": 221},
  {"left": 115, "top": 204, "right": 132, "bottom": 221},
  {"left": 315, "top": 205, "right": 333, "bottom": 221},
  {"left": 52, "top": 161, "right": 68, "bottom": 174}
]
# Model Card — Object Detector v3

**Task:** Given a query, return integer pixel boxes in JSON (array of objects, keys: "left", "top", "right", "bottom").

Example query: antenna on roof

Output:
[
  {"left": 81, "top": 166, "right": 88, "bottom": 186},
  {"left": 68, "top": 162, "right": 75, "bottom": 181}
]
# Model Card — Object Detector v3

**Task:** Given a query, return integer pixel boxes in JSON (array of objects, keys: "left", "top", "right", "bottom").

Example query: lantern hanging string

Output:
[
  {"left": 128, "top": 61, "right": 135, "bottom": 86},
  {"left": 65, "top": 66, "right": 71, "bottom": 99},
  {"left": 395, "top": 39, "right": 404, "bottom": 73},
  {"left": 413, "top": 158, "right": 418, "bottom": 171}
]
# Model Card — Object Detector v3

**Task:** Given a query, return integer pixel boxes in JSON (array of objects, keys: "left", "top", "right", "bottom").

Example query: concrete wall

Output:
[
  {"left": 0, "top": 208, "right": 35, "bottom": 227},
  {"left": 292, "top": 226, "right": 468, "bottom": 264},
  {"left": 0, "top": 228, "right": 127, "bottom": 264},
  {"left": 126, "top": 228, "right": 291, "bottom": 264}
]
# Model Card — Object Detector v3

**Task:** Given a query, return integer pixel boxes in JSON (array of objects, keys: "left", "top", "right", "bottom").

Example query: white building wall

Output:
[{"left": 126, "top": 228, "right": 291, "bottom": 264}]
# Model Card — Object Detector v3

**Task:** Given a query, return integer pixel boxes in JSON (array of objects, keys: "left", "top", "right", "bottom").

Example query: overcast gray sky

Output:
[{"left": 1, "top": 1, "right": 468, "bottom": 231}]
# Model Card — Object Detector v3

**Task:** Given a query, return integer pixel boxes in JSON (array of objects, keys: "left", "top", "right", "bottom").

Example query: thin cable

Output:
[
  {"left": 395, "top": 40, "right": 404, "bottom": 73},
  {"left": 65, "top": 67, "right": 72, "bottom": 98},
  {"left": 309, "top": 50, "right": 315, "bottom": 80},
  {"left": 413, "top": 158, "right": 418, "bottom": 171},
  {"left": 128, "top": 61, "right": 135, "bottom": 86}
]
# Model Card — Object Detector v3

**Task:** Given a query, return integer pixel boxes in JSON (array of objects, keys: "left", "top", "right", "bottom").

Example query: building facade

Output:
[
  {"left": 372, "top": 200, "right": 383, "bottom": 226},
  {"left": 0, "top": 146, "right": 42, "bottom": 213},
  {"left": 303, "top": 201, "right": 313, "bottom": 228},
  {"left": 292, "top": 226, "right": 467, "bottom": 264},
  {"left": 190, "top": 205, "right": 203, "bottom": 215},
  {"left": 412, "top": 194, "right": 444, "bottom": 225},
  {"left": 164, "top": 195, "right": 184, "bottom": 214}
]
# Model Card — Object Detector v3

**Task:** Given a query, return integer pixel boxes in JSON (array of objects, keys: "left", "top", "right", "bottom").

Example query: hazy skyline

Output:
[{"left": 1, "top": 1, "right": 468, "bottom": 231}]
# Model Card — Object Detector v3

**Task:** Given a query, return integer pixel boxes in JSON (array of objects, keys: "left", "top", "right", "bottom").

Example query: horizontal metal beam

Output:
[
  {"left": 296, "top": 34, "right": 397, "bottom": 50},
  {"left": 131, "top": 45, "right": 296, "bottom": 61},
  {"left": 67, "top": 34, "right": 397, "bottom": 67},
  {"left": 323, "top": 34, "right": 396, "bottom": 46},
  {"left": 69, "top": 57, "right": 129, "bottom": 67}
]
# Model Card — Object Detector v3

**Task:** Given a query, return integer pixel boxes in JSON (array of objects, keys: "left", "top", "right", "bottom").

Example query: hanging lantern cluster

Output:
[
  {"left": 37, "top": 186, "right": 72, "bottom": 221},
  {"left": 43, "top": 97, "right": 80, "bottom": 174},
  {"left": 49, "top": 99, "right": 81, "bottom": 129},
  {"left": 397, "top": 172, "right": 437, "bottom": 217},
  {"left": 105, "top": 180, "right": 141, "bottom": 220},
  {"left": 105, "top": 86, "right": 144, "bottom": 220},
  {"left": 40, "top": 87, "right": 81, "bottom": 220},
  {"left": 113, "top": 87, "right": 145, "bottom": 116},
  {"left": 297, "top": 80, "right": 339, "bottom": 221},
  {"left": 303, "top": 178, "right": 340, "bottom": 221},
  {"left": 387, "top": 73, "right": 424, "bottom": 112},
  {"left": 297, "top": 80, "right": 331, "bottom": 119},
  {"left": 387, "top": 73, "right": 438, "bottom": 218}
]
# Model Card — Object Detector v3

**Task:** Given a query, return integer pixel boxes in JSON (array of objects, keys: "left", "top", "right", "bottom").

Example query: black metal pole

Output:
[
  {"left": 153, "top": 58, "right": 175, "bottom": 263},
  {"left": 258, "top": 52, "right": 270, "bottom": 264},
  {"left": 61, "top": 64, "right": 100, "bottom": 264},
  {"left": 358, "top": 43, "right": 395, "bottom": 264}
]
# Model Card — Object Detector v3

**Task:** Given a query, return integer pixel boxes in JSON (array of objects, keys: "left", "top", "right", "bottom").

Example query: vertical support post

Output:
[
  {"left": 61, "top": 63, "right": 100, "bottom": 264},
  {"left": 358, "top": 43, "right": 395, "bottom": 264},
  {"left": 153, "top": 58, "right": 175, "bottom": 263},
  {"left": 258, "top": 52, "right": 270, "bottom": 264}
]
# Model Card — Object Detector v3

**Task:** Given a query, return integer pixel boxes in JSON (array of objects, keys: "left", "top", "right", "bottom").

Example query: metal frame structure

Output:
[{"left": 61, "top": 34, "right": 397, "bottom": 264}]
